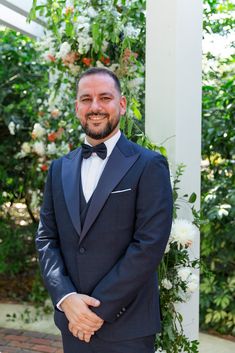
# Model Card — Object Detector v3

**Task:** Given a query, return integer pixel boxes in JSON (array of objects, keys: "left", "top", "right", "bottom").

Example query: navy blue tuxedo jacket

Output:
[{"left": 36, "top": 133, "right": 173, "bottom": 341}]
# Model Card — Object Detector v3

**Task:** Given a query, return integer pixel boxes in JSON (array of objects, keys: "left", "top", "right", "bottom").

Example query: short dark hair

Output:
[{"left": 77, "top": 67, "right": 121, "bottom": 94}]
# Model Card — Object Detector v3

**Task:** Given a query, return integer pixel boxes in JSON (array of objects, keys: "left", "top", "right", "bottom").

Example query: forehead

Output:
[{"left": 77, "top": 74, "right": 118, "bottom": 94}]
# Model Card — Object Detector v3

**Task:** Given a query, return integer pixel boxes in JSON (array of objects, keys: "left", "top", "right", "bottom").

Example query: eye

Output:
[
  {"left": 81, "top": 98, "right": 91, "bottom": 103},
  {"left": 101, "top": 96, "right": 111, "bottom": 102}
]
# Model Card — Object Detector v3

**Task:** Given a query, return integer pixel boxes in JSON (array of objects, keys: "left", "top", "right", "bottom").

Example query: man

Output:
[{"left": 36, "top": 67, "right": 173, "bottom": 353}]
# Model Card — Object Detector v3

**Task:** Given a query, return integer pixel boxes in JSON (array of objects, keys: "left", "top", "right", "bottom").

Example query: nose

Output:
[{"left": 90, "top": 98, "right": 101, "bottom": 111}]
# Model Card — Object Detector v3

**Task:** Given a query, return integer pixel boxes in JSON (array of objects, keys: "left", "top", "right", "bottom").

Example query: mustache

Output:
[{"left": 86, "top": 112, "right": 109, "bottom": 118}]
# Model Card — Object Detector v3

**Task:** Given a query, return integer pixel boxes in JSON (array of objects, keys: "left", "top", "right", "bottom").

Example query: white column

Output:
[
  {"left": 145, "top": 0, "right": 202, "bottom": 340},
  {"left": 0, "top": 0, "right": 44, "bottom": 38}
]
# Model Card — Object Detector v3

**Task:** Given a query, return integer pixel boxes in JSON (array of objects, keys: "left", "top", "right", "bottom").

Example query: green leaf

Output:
[
  {"left": 127, "top": 118, "right": 134, "bottom": 137},
  {"left": 189, "top": 192, "right": 197, "bottom": 203},
  {"left": 65, "top": 22, "right": 74, "bottom": 38},
  {"left": 27, "top": 0, "right": 38, "bottom": 22},
  {"left": 159, "top": 146, "right": 167, "bottom": 157}
]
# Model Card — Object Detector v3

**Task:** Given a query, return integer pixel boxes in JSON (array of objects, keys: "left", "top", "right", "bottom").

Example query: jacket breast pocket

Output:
[{"left": 108, "top": 188, "right": 136, "bottom": 226}]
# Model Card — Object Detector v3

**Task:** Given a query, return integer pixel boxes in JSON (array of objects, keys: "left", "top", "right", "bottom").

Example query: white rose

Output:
[
  {"left": 87, "top": 7, "right": 98, "bottom": 18},
  {"left": 127, "top": 77, "right": 144, "bottom": 89},
  {"left": 68, "top": 64, "right": 81, "bottom": 76},
  {"left": 8, "top": 121, "right": 16, "bottom": 135},
  {"left": 57, "top": 42, "right": 71, "bottom": 59},
  {"left": 33, "top": 141, "right": 45, "bottom": 156},
  {"left": 186, "top": 281, "right": 198, "bottom": 293},
  {"left": 186, "top": 273, "right": 199, "bottom": 293},
  {"left": 170, "top": 219, "right": 197, "bottom": 249},
  {"left": 47, "top": 143, "right": 57, "bottom": 155},
  {"left": 177, "top": 267, "right": 192, "bottom": 282},
  {"left": 109, "top": 63, "right": 120, "bottom": 72},
  {"left": 161, "top": 278, "right": 173, "bottom": 290},
  {"left": 32, "top": 123, "right": 46, "bottom": 138},
  {"left": 21, "top": 142, "right": 31, "bottom": 154}
]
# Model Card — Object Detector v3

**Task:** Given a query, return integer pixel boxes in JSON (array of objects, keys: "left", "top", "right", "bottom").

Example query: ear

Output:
[{"left": 119, "top": 96, "right": 127, "bottom": 116}]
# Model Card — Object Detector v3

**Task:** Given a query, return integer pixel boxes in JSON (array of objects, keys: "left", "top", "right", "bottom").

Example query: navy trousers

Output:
[{"left": 61, "top": 332, "right": 155, "bottom": 353}]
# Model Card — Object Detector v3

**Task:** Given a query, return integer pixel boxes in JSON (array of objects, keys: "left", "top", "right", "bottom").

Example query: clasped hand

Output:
[{"left": 61, "top": 293, "right": 104, "bottom": 343}]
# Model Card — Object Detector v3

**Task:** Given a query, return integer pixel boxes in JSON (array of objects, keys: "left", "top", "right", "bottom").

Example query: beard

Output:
[{"left": 82, "top": 113, "right": 120, "bottom": 140}]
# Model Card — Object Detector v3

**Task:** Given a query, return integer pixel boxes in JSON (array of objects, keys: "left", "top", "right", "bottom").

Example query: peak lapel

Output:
[
  {"left": 79, "top": 144, "right": 140, "bottom": 243},
  {"left": 62, "top": 149, "right": 82, "bottom": 236}
]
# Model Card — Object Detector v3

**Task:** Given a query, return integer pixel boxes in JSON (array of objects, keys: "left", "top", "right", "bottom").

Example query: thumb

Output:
[{"left": 81, "top": 295, "right": 101, "bottom": 307}]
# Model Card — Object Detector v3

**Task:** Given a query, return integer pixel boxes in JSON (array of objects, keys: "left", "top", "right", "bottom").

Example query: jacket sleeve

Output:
[
  {"left": 91, "top": 154, "right": 173, "bottom": 322},
  {"left": 35, "top": 161, "right": 76, "bottom": 306}
]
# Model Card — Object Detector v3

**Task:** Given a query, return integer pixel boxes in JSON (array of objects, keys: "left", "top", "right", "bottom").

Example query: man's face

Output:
[{"left": 75, "top": 74, "right": 126, "bottom": 141}]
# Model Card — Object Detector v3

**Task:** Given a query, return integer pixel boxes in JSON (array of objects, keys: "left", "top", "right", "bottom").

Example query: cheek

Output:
[{"left": 76, "top": 106, "right": 86, "bottom": 118}]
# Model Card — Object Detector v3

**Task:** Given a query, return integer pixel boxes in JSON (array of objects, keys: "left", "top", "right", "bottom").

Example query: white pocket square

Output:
[{"left": 111, "top": 188, "right": 132, "bottom": 194}]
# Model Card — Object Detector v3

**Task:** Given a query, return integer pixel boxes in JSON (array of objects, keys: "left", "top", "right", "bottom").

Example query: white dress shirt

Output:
[
  {"left": 81, "top": 130, "right": 121, "bottom": 202},
  {"left": 57, "top": 129, "right": 121, "bottom": 309}
]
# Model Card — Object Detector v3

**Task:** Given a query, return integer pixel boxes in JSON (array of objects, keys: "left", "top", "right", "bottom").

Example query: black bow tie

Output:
[{"left": 81, "top": 143, "right": 107, "bottom": 160}]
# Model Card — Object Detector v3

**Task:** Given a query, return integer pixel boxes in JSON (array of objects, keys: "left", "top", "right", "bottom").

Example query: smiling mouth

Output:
[{"left": 87, "top": 113, "right": 109, "bottom": 121}]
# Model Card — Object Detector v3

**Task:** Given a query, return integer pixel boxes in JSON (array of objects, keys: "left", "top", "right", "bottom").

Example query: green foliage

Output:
[
  {"left": 0, "top": 215, "right": 49, "bottom": 305},
  {"left": 0, "top": 219, "right": 36, "bottom": 275},
  {"left": 0, "top": 28, "right": 48, "bottom": 218},
  {"left": 203, "top": 0, "right": 235, "bottom": 35},
  {"left": 201, "top": 2, "right": 235, "bottom": 335}
]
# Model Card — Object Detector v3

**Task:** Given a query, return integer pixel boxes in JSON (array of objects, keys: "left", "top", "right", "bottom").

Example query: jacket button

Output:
[
  {"left": 79, "top": 247, "right": 86, "bottom": 254},
  {"left": 116, "top": 313, "right": 120, "bottom": 318}
]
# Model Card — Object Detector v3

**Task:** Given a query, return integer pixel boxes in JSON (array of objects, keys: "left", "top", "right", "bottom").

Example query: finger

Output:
[
  {"left": 68, "top": 322, "right": 77, "bottom": 337},
  {"left": 73, "top": 317, "right": 102, "bottom": 332},
  {"left": 84, "top": 333, "right": 92, "bottom": 343},
  {"left": 82, "top": 308, "right": 104, "bottom": 324},
  {"left": 81, "top": 294, "right": 101, "bottom": 307},
  {"left": 69, "top": 321, "right": 96, "bottom": 335},
  {"left": 77, "top": 331, "right": 84, "bottom": 341},
  {"left": 79, "top": 316, "right": 103, "bottom": 330}
]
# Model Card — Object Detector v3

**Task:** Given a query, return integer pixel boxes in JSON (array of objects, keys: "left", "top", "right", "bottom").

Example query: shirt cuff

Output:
[{"left": 56, "top": 292, "right": 77, "bottom": 311}]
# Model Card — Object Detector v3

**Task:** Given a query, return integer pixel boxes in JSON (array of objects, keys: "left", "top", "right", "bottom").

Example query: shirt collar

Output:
[{"left": 84, "top": 130, "right": 121, "bottom": 158}]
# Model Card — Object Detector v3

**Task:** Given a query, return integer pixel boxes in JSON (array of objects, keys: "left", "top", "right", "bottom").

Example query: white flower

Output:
[
  {"left": 8, "top": 121, "right": 16, "bottom": 135},
  {"left": 164, "top": 241, "right": 171, "bottom": 254},
  {"left": 170, "top": 219, "right": 197, "bottom": 249},
  {"left": 123, "top": 23, "right": 140, "bottom": 39},
  {"left": 102, "top": 40, "right": 109, "bottom": 52},
  {"left": 47, "top": 143, "right": 57, "bottom": 155},
  {"left": 57, "top": 42, "right": 71, "bottom": 59},
  {"left": 109, "top": 63, "right": 120, "bottom": 72},
  {"left": 161, "top": 278, "right": 173, "bottom": 290},
  {"left": 87, "top": 7, "right": 98, "bottom": 18},
  {"left": 33, "top": 141, "right": 45, "bottom": 156},
  {"left": 127, "top": 77, "right": 144, "bottom": 89},
  {"left": 177, "top": 267, "right": 192, "bottom": 282},
  {"left": 186, "top": 277, "right": 199, "bottom": 293},
  {"left": 68, "top": 64, "right": 81, "bottom": 76},
  {"left": 217, "top": 204, "right": 231, "bottom": 218},
  {"left": 78, "top": 15, "right": 89, "bottom": 24},
  {"left": 32, "top": 123, "right": 46, "bottom": 139},
  {"left": 189, "top": 273, "right": 199, "bottom": 284},
  {"left": 79, "top": 133, "right": 86, "bottom": 141},
  {"left": 30, "top": 190, "right": 39, "bottom": 210},
  {"left": 21, "top": 142, "right": 31, "bottom": 155},
  {"left": 96, "top": 60, "right": 105, "bottom": 68},
  {"left": 58, "top": 141, "right": 70, "bottom": 155},
  {"left": 77, "top": 35, "right": 93, "bottom": 54}
]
